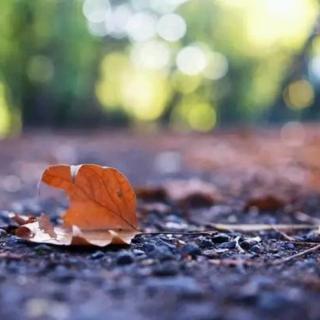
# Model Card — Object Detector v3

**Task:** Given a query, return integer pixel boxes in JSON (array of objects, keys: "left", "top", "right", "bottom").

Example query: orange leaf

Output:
[
  {"left": 14, "top": 164, "right": 139, "bottom": 247},
  {"left": 41, "top": 164, "right": 138, "bottom": 230}
]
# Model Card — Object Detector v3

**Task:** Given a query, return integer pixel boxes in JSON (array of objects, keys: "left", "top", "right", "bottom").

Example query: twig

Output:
[
  {"left": 294, "top": 211, "right": 320, "bottom": 224},
  {"left": 211, "top": 223, "right": 318, "bottom": 232},
  {"left": 272, "top": 243, "right": 320, "bottom": 265},
  {"left": 271, "top": 225, "right": 295, "bottom": 241},
  {"left": 138, "top": 231, "right": 216, "bottom": 236},
  {"left": 139, "top": 224, "right": 319, "bottom": 235}
]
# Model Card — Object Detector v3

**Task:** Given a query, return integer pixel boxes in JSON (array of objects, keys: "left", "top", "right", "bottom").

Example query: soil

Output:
[{"left": 1, "top": 127, "right": 320, "bottom": 320}]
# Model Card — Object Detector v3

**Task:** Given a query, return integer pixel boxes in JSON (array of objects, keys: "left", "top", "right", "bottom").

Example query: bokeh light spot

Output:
[
  {"left": 96, "top": 52, "right": 170, "bottom": 121},
  {"left": 130, "top": 41, "right": 171, "bottom": 70},
  {"left": 176, "top": 46, "right": 207, "bottom": 75},
  {"left": 188, "top": 103, "right": 216, "bottom": 131},
  {"left": 126, "top": 12, "right": 157, "bottom": 42},
  {"left": 204, "top": 52, "right": 228, "bottom": 80},
  {"left": 157, "top": 14, "right": 186, "bottom": 42},
  {"left": 284, "top": 79, "right": 314, "bottom": 110},
  {"left": 0, "top": 83, "right": 12, "bottom": 138},
  {"left": 83, "top": 0, "right": 111, "bottom": 23},
  {"left": 171, "top": 97, "right": 216, "bottom": 132}
]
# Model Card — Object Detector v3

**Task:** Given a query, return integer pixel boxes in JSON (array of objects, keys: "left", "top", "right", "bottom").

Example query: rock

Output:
[
  {"left": 258, "top": 292, "right": 295, "bottom": 312},
  {"left": 211, "top": 233, "right": 230, "bottom": 243},
  {"left": 116, "top": 252, "right": 134, "bottom": 265},
  {"left": 142, "top": 243, "right": 156, "bottom": 253},
  {"left": 152, "top": 261, "right": 179, "bottom": 276},
  {"left": 146, "top": 276, "right": 204, "bottom": 299},
  {"left": 218, "top": 241, "right": 236, "bottom": 249},
  {"left": 35, "top": 244, "right": 53, "bottom": 254},
  {"left": 90, "top": 251, "right": 104, "bottom": 260},
  {"left": 53, "top": 266, "right": 75, "bottom": 283},
  {"left": 144, "top": 241, "right": 175, "bottom": 261},
  {"left": 197, "top": 236, "right": 214, "bottom": 249},
  {"left": 133, "top": 249, "right": 145, "bottom": 256},
  {"left": 181, "top": 243, "right": 201, "bottom": 257},
  {"left": 0, "top": 211, "right": 11, "bottom": 228},
  {"left": 239, "top": 237, "right": 261, "bottom": 250},
  {"left": 202, "top": 249, "right": 218, "bottom": 258},
  {"left": 250, "top": 244, "right": 262, "bottom": 253},
  {"left": 283, "top": 243, "right": 295, "bottom": 250}
]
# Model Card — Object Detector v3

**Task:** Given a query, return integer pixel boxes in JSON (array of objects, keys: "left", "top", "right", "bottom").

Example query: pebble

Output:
[
  {"left": 197, "top": 236, "right": 214, "bottom": 249},
  {"left": 283, "top": 243, "right": 295, "bottom": 250},
  {"left": 90, "top": 251, "right": 104, "bottom": 260},
  {"left": 146, "top": 276, "right": 203, "bottom": 299},
  {"left": 35, "top": 244, "right": 53, "bottom": 254},
  {"left": 211, "top": 233, "right": 230, "bottom": 243},
  {"left": 181, "top": 243, "right": 201, "bottom": 258},
  {"left": 202, "top": 249, "right": 218, "bottom": 258},
  {"left": 143, "top": 243, "right": 156, "bottom": 253},
  {"left": 258, "top": 292, "right": 295, "bottom": 312},
  {"left": 116, "top": 252, "right": 134, "bottom": 265},
  {"left": 250, "top": 244, "right": 262, "bottom": 253},
  {"left": 218, "top": 241, "right": 236, "bottom": 249},
  {"left": 53, "top": 266, "right": 75, "bottom": 283},
  {"left": 148, "top": 244, "right": 175, "bottom": 261},
  {"left": 152, "top": 261, "right": 179, "bottom": 276},
  {"left": 133, "top": 249, "right": 145, "bottom": 256},
  {"left": 0, "top": 211, "right": 12, "bottom": 227},
  {"left": 239, "top": 237, "right": 261, "bottom": 250}
]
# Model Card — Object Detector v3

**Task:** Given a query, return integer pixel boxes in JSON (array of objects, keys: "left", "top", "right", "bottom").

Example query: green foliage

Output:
[{"left": 0, "top": 0, "right": 318, "bottom": 134}]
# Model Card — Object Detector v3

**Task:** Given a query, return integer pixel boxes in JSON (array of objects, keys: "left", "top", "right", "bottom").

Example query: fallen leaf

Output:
[
  {"left": 15, "top": 164, "right": 139, "bottom": 247},
  {"left": 164, "top": 179, "right": 221, "bottom": 208},
  {"left": 135, "top": 187, "right": 168, "bottom": 203},
  {"left": 136, "top": 179, "right": 220, "bottom": 208},
  {"left": 244, "top": 194, "right": 287, "bottom": 211}
]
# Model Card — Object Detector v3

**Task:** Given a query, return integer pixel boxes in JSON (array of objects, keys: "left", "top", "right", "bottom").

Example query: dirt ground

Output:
[{"left": 2, "top": 127, "right": 320, "bottom": 320}]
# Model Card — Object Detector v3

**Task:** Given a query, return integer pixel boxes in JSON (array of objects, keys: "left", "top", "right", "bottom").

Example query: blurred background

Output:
[{"left": 1, "top": 0, "right": 320, "bottom": 136}]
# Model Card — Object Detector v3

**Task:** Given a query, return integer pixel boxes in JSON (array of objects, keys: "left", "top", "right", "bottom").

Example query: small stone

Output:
[
  {"left": 197, "top": 236, "right": 213, "bottom": 249},
  {"left": 116, "top": 252, "right": 134, "bottom": 265},
  {"left": 146, "top": 276, "right": 203, "bottom": 298},
  {"left": 143, "top": 243, "right": 156, "bottom": 253},
  {"left": 202, "top": 249, "right": 218, "bottom": 258},
  {"left": 0, "top": 228, "right": 7, "bottom": 236},
  {"left": 258, "top": 292, "right": 293, "bottom": 312},
  {"left": 250, "top": 244, "right": 262, "bottom": 253},
  {"left": 53, "top": 266, "right": 75, "bottom": 283},
  {"left": 0, "top": 211, "right": 11, "bottom": 227},
  {"left": 133, "top": 249, "right": 145, "bottom": 256},
  {"left": 152, "top": 261, "right": 179, "bottom": 276},
  {"left": 181, "top": 243, "right": 201, "bottom": 257},
  {"left": 240, "top": 238, "right": 260, "bottom": 250},
  {"left": 35, "top": 244, "right": 53, "bottom": 254},
  {"left": 150, "top": 244, "right": 175, "bottom": 261},
  {"left": 305, "top": 230, "right": 320, "bottom": 242},
  {"left": 90, "top": 251, "right": 104, "bottom": 260},
  {"left": 211, "top": 233, "right": 230, "bottom": 243},
  {"left": 283, "top": 243, "right": 295, "bottom": 250},
  {"left": 218, "top": 241, "right": 236, "bottom": 249}
]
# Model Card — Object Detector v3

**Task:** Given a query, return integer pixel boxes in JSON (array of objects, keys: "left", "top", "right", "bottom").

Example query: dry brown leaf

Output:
[
  {"left": 244, "top": 194, "right": 287, "bottom": 211},
  {"left": 164, "top": 179, "right": 221, "bottom": 208},
  {"left": 136, "top": 179, "right": 220, "bottom": 208},
  {"left": 14, "top": 164, "right": 139, "bottom": 247},
  {"left": 135, "top": 186, "right": 168, "bottom": 203}
]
